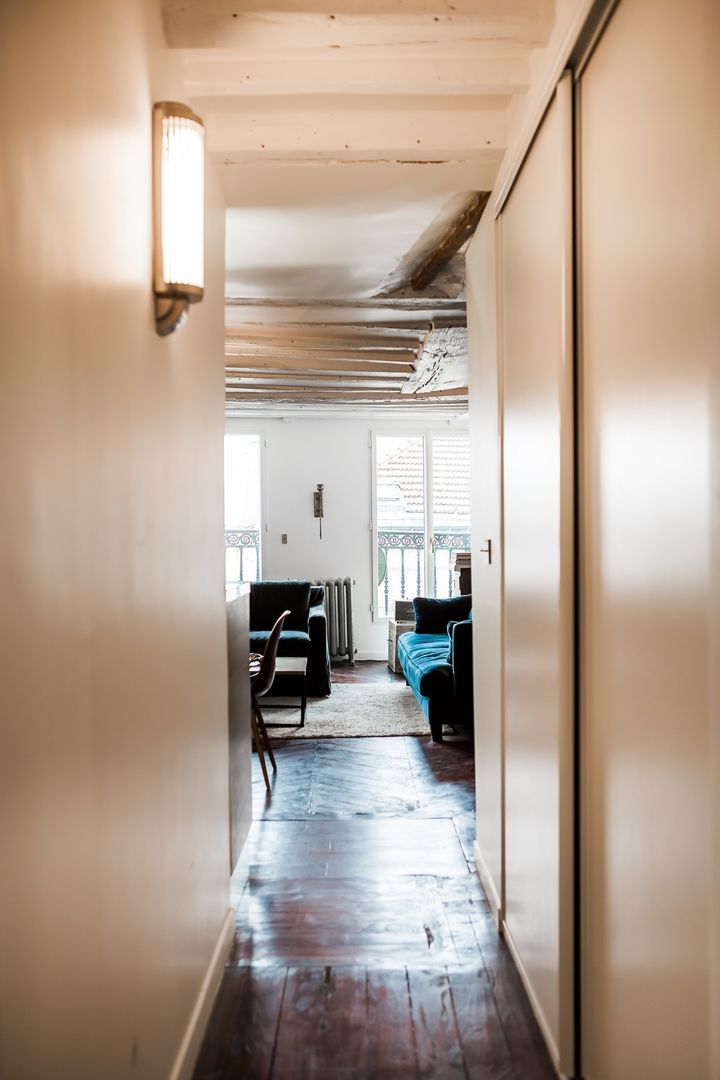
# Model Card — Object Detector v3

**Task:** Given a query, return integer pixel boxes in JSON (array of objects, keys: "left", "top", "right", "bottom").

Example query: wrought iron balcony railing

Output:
[
  {"left": 225, "top": 529, "right": 261, "bottom": 585},
  {"left": 377, "top": 528, "right": 470, "bottom": 618},
  {"left": 224, "top": 526, "right": 469, "bottom": 613}
]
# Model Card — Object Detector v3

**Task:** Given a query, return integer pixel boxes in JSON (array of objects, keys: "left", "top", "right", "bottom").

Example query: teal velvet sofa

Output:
[{"left": 397, "top": 595, "right": 473, "bottom": 742}]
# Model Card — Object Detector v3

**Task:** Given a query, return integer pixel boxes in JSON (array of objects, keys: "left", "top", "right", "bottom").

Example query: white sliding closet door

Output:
[
  {"left": 500, "top": 76, "right": 575, "bottom": 1075},
  {"left": 467, "top": 211, "right": 503, "bottom": 922},
  {"left": 579, "top": 0, "right": 719, "bottom": 1075}
]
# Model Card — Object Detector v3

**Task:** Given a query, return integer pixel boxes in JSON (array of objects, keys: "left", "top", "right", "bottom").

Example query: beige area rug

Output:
[{"left": 262, "top": 681, "right": 429, "bottom": 739}]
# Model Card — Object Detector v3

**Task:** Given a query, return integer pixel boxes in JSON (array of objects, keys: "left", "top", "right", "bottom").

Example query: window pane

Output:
[
  {"left": 224, "top": 434, "right": 262, "bottom": 587},
  {"left": 431, "top": 436, "right": 471, "bottom": 598},
  {"left": 376, "top": 435, "right": 425, "bottom": 618}
]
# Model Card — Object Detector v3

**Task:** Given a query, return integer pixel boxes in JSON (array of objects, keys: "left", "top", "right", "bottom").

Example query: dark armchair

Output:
[{"left": 249, "top": 580, "right": 332, "bottom": 697}]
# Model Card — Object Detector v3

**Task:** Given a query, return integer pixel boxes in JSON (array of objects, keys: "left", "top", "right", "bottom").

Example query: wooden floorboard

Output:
[{"left": 194, "top": 662, "right": 555, "bottom": 1080}]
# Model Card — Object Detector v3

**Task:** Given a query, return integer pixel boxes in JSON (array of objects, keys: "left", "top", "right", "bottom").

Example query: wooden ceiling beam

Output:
[
  {"left": 226, "top": 390, "right": 423, "bottom": 403},
  {"left": 203, "top": 99, "right": 507, "bottom": 160},
  {"left": 226, "top": 388, "right": 467, "bottom": 401},
  {"left": 226, "top": 370, "right": 407, "bottom": 384},
  {"left": 225, "top": 342, "right": 418, "bottom": 362},
  {"left": 225, "top": 324, "right": 425, "bottom": 345},
  {"left": 163, "top": 2, "right": 554, "bottom": 51},
  {"left": 225, "top": 296, "right": 466, "bottom": 311},
  {"left": 410, "top": 191, "right": 491, "bottom": 291},
  {"left": 182, "top": 53, "right": 530, "bottom": 100},
  {"left": 403, "top": 327, "right": 468, "bottom": 393},
  {"left": 225, "top": 356, "right": 415, "bottom": 374}
]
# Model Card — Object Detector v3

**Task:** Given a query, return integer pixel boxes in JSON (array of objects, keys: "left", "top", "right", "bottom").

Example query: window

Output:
[
  {"left": 224, "top": 434, "right": 262, "bottom": 586},
  {"left": 373, "top": 433, "right": 471, "bottom": 618}
]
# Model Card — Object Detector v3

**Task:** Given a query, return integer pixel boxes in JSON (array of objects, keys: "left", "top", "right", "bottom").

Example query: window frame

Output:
[{"left": 370, "top": 427, "right": 470, "bottom": 622}]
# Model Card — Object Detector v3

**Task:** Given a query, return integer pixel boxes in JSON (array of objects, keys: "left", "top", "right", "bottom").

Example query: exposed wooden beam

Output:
[
  {"left": 225, "top": 296, "right": 466, "bottom": 311},
  {"left": 202, "top": 98, "right": 507, "bottom": 161},
  {"left": 225, "top": 342, "right": 419, "bottom": 362},
  {"left": 227, "top": 387, "right": 409, "bottom": 398},
  {"left": 225, "top": 356, "right": 415, "bottom": 374},
  {"left": 226, "top": 387, "right": 467, "bottom": 401},
  {"left": 226, "top": 368, "right": 407, "bottom": 381},
  {"left": 163, "top": 2, "right": 554, "bottom": 51},
  {"left": 225, "top": 323, "right": 426, "bottom": 345},
  {"left": 403, "top": 327, "right": 469, "bottom": 394},
  {"left": 227, "top": 377, "right": 408, "bottom": 392},
  {"left": 182, "top": 53, "right": 530, "bottom": 99},
  {"left": 410, "top": 192, "right": 491, "bottom": 291},
  {"left": 226, "top": 402, "right": 466, "bottom": 413}
]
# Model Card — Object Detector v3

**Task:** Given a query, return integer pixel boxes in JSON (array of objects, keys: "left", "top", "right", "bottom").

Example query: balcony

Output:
[
  {"left": 225, "top": 528, "right": 261, "bottom": 585},
  {"left": 377, "top": 528, "right": 471, "bottom": 618}
]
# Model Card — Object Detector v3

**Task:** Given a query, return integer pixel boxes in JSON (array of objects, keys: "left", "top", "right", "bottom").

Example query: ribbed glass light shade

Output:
[{"left": 154, "top": 104, "right": 205, "bottom": 295}]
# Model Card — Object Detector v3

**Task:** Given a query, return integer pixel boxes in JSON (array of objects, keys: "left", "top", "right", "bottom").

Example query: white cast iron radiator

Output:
[{"left": 316, "top": 577, "right": 356, "bottom": 664}]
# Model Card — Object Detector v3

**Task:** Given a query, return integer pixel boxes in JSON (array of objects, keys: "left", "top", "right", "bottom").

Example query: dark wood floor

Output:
[{"left": 193, "top": 662, "right": 554, "bottom": 1080}]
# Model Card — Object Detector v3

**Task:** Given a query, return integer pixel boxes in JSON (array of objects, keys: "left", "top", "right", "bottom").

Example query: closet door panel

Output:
[
  {"left": 579, "top": 0, "right": 717, "bottom": 1074},
  {"left": 500, "top": 76, "right": 574, "bottom": 1074}
]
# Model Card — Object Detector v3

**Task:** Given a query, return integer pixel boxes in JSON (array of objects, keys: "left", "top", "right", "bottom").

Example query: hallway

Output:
[{"left": 194, "top": 668, "right": 554, "bottom": 1079}]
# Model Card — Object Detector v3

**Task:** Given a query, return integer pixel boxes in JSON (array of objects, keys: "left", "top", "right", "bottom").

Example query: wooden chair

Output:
[{"left": 250, "top": 609, "right": 290, "bottom": 790}]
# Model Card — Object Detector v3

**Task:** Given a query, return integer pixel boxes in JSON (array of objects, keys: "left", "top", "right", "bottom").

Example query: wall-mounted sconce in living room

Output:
[
  {"left": 152, "top": 102, "right": 205, "bottom": 336},
  {"left": 313, "top": 483, "right": 325, "bottom": 539}
]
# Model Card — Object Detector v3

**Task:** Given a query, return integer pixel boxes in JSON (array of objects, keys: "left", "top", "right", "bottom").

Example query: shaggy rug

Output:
[{"left": 262, "top": 681, "right": 429, "bottom": 739}]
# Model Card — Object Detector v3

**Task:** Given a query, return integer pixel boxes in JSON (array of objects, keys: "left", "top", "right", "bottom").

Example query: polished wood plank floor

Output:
[{"left": 194, "top": 662, "right": 554, "bottom": 1080}]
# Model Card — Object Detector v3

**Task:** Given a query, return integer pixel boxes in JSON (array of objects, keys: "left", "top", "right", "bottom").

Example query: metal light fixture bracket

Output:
[{"left": 155, "top": 297, "right": 189, "bottom": 337}]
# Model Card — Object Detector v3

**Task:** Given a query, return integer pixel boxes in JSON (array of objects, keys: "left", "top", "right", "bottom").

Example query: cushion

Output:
[
  {"left": 412, "top": 594, "right": 472, "bottom": 635},
  {"left": 397, "top": 632, "right": 453, "bottom": 698},
  {"left": 250, "top": 581, "right": 311, "bottom": 632},
  {"left": 249, "top": 629, "right": 311, "bottom": 657}
]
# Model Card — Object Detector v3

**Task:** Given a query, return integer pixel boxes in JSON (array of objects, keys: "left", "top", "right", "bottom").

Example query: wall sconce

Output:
[
  {"left": 313, "top": 483, "right": 325, "bottom": 539},
  {"left": 152, "top": 102, "right": 205, "bottom": 336}
]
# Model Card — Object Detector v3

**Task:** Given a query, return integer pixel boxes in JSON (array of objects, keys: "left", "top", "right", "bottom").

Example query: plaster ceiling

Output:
[{"left": 226, "top": 192, "right": 464, "bottom": 300}]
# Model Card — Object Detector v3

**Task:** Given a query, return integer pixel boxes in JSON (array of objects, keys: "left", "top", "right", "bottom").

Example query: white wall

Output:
[
  {"left": 226, "top": 416, "right": 466, "bottom": 660},
  {"left": 0, "top": 2, "right": 230, "bottom": 1078}
]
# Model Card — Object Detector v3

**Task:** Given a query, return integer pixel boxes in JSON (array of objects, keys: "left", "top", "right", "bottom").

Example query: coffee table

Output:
[{"left": 262, "top": 656, "right": 308, "bottom": 728}]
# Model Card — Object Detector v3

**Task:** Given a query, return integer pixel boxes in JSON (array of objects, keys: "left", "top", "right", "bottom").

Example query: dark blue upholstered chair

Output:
[{"left": 249, "top": 580, "right": 331, "bottom": 697}]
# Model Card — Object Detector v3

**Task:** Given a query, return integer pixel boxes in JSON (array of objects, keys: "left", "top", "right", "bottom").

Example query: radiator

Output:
[{"left": 316, "top": 577, "right": 356, "bottom": 664}]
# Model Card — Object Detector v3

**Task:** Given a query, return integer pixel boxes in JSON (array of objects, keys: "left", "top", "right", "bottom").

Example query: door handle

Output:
[{"left": 479, "top": 539, "right": 492, "bottom": 564}]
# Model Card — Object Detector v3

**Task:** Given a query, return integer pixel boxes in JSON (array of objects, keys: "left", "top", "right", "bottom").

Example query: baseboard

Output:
[
  {"left": 501, "top": 920, "right": 567, "bottom": 1080},
  {"left": 353, "top": 650, "right": 386, "bottom": 662},
  {"left": 168, "top": 907, "right": 235, "bottom": 1080},
  {"left": 473, "top": 841, "right": 502, "bottom": 929}
]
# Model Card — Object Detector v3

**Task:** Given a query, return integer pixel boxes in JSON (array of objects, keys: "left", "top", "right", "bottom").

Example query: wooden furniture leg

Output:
[
  {"left": 250, "top": 708, "right": 270, "bottom": 791},
  {"left": 300, "top": 675, "right": 307, "bottom": 728},
  {"left": 254, "top": 702, "right": 277, "bottom": 772}
]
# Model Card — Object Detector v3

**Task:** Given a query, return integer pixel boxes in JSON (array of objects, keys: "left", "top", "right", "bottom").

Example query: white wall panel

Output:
[
  {"left": 499, "top": 77, "right": 575, "bottom": 1075},
  {"left": 579, "top": 0, "right": 719, "bottom": 1074},
  {"left": 467, "top": 211, "right": 504, "bottom": 921}
]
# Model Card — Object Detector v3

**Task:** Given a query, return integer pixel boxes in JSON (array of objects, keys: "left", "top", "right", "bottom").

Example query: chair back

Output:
[{"left": 251, "top": 609, "right": 290, "bottom": 699}]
